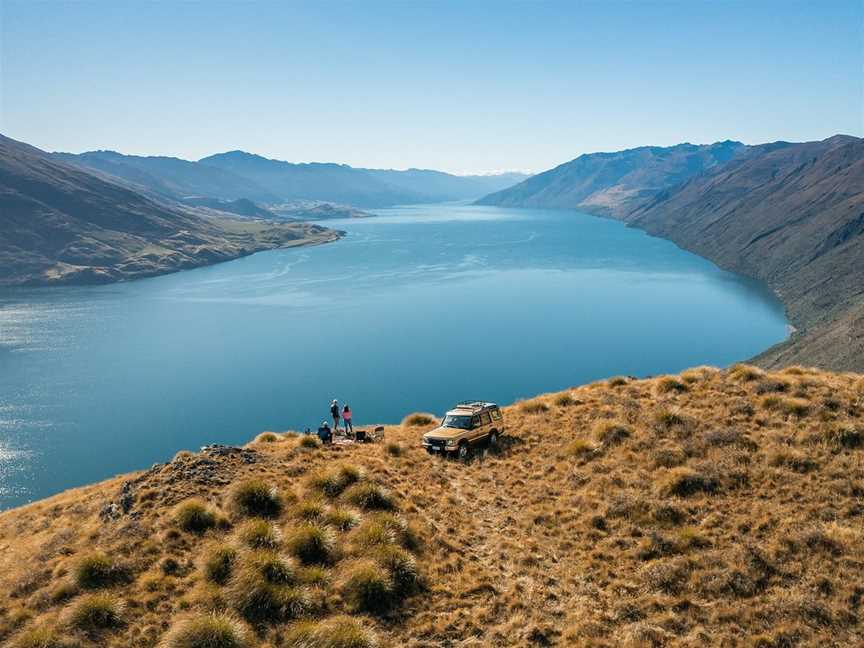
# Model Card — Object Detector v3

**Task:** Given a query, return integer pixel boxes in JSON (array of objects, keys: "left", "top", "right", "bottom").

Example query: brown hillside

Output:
[{"left": 2, "top": 367, "right": 864, "bottom": 647}]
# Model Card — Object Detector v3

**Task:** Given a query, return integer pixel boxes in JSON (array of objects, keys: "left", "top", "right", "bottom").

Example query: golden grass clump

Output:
[
  {"left": 656, "top": 467, "right": 719, "bottom": 497},
  {"left": 10, "top": 627, "right": 78, "bottom": 648},
  {"left": 72, "top": 552, "right": 131, "bottom": 589},
  {"left": 728, "top": 363, "right": 765, "bottom": 382},
  {"left": 283, "top": 616, "right": 379, "bottom": 648},
  {"left": 592, "top": 420, "right": 632, "bottom": 445},
  {"left": 286, "top": 523, "right": 338, "bottom": 565},
  {"left": 228, "top": 480, "right": 283, "bottom": 519},
  {"left": 203, "top": 546, "right": 237, "bottom": 585},
  {"left": 226, "top": 553, "right": 310, "bottom": 623},
  {"left": 762, "top": 395, "right": 810, "bottom": 417},
  {"left": 519, "top": 399, "right": 550, "bottom": 414},
  {"left": 656, "top": 376, "right": 689, "bottom": 394},
  {"left": 237, "top": 519, "right": 282, "bottom": 549},
  {"left": 293, "top": 499, "right": 327, "bottom": 521},
  {"left": 339, "top": 560, "right": 394, "bottom": 615},
  {"left": 385, "top": 442, "right": 403, "bottom": 456},
  {"left": 157, "top": 613, "right": 253, "bottom": 648},
  {"left": 309, "top": 464, "right": 364, "bottom": 498},
  {"left": 343, "top": 482, "right": 396, "bottom": 511},
  {"left": 300, "top": 435, "right": 321, "bottom": 449},
  {"left": 607, "top": 376, "right": 629, "bottom": 387},
  {"left": 401, "top": 412, "right": 437, "bottom": 427},
  {"left": 64, "top": 593, "right": 125, "bottom": 631},
  {"left": 554, "top": 392, "right": 576, "bottom": 407},
  {"left": 324, "top": 508, "right": 361, "bottom": 532},
  {"left": 372, "top": 544, "right": 420, "bottom": 596},
  {"left": 254, "top": 432, "right": 279, "bottom": 443},
  {"left": 174, "top": 499, "right": 218, "bottom": 534}
]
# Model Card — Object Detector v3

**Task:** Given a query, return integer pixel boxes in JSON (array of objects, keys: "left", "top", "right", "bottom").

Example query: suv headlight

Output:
[{"left": 445, "top": 439, "right": 457, "bottom": 448}]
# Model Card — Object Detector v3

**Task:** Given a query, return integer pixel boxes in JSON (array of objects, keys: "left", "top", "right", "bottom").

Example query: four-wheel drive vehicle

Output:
[{"left": 422, "top": 401, "right": 504, "bottom": 459}]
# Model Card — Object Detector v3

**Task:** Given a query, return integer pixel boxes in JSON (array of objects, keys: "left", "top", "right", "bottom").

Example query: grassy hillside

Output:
[{"left": 2, "top": 366, "right": 863, "bottom": 647}]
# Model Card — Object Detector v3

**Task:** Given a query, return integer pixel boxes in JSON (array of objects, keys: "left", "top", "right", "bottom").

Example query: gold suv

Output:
[{"left": 421, "top": 401, "right": 504, "bottom": 459}]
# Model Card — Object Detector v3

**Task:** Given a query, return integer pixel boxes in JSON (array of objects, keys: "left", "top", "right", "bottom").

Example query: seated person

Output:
[{"left": 317, "top": 420, "right": 333, "bottom": 444}]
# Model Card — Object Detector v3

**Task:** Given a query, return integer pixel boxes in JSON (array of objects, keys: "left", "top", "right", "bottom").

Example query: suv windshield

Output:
[{"left": 442, "top": 414, "right": 472, "bottom": 429}]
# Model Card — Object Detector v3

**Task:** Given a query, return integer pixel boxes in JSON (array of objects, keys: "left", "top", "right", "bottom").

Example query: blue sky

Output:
[{"left": 1, "top": 0, "right": 861, "bottom": 173}]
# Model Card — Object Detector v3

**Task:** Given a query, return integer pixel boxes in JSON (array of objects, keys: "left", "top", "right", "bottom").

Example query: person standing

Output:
[
  {"left": 330, "top": 399, "right": 340, "bottom": 432},
  {"left": 342, "top": 403, "right": 353, "bottom": 436}
]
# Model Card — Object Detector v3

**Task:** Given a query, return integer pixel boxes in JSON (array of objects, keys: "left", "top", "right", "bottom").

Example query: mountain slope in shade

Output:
[
  {"left": 0, "top": 135, "right": 339, "bottom": 286},
  {"left": 201, "top": 150, "right": 528, "bottom": 207},
  {"left": 627, "top": 135, "right": 864, "bottom": 371},
  {"left": 476, "top": 141, "right": 745, "bottom": 216},
  {"left": 53, "top": 150, "right": 280, "bottom": 204}
]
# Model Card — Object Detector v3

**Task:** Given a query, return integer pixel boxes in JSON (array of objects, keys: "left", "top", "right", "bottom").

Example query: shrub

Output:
[
  {"left": 593, "top": 420, "right": 632, "bottom": 445},
  {"left": 64, "top": 593, "right": 125, "bottom": 631},
  {"left": 657, "top": 467, "right": 719, "bottom": 497},
  {"left": 203, "top": 546, "right": 237, "bottom": 585},
  {"left": 174, "top": 500, "right": 218, "bottom": 534},
  {"left": 226, "top": 575, "right": 311, "bottom": 624},
  {"left": 324, "top": 508, "right": 361, "bottom": 532},
  {"left": 309, "top": 465, "right": 364, "bottom": 498},
  {"left": 293, "top": 499, "right": 327, "bottom": 521},
  {"left": 519, "top": 399, "right": 549, "bottom": 414},
  {"left": 373, "top": 545, "right": 419, "bottom": 596},
  {"left": 653, "top": 409, "right": 686, "bottom": 430},
  {"left": 343, "top": 482, "right": 396, "bottom": 511},
  {"left": 755, "top": 379, "right": 791, "bottom": 395},
  {"left": 158, "top": 613, "right": 252, "bottom": 648},
  {"left": 254, "top": 432, "right": 279, "bottom": 444},
  {"left": 237, "top": 519, "right": 282, "bottom": 549},
  {"left": 73, "top": 553, "right": 131, "bottom": 589},
  {"left": 340, "top": 560, "right": 394, "bottom": 615},
  {"left": 10, "top": 627, "right": 78, "bottom": 648},
  {"left": 228, "top": 480, "right": 283, "bottom": 519},
  {"left": 728, "top": 364, "right": 765, "bottom": 382},
  {"left": 402, "top": 413, "right": 437, "bottom": 427},
  {"left": 300, "top": 436, "right": 321, "bottom": 449},
  {"left": 554, "top": 393, "right": 575, "bottom": 407},
  {"left": 283, "top": 616, "right": 379, "bottom": 648},
  {"left": 608, "top": 376, "right": 629, "bottom": 387},
  {"left": 243, "top": 550, "right": 296, "bottom": 585},
  {"left": 385, "top": 442, "right": 402, "bottom": 457},
  {"left": 656, "top": 376, "right": 688, "bottom": 394},
  {"left": 286, "top": 524, "right": 338, "bottom": 565}
]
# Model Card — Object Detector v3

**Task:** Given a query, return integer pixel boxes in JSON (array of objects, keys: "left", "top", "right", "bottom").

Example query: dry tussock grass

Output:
[{"left": 1, "top": 366, "right": 863, "bottom": 646}]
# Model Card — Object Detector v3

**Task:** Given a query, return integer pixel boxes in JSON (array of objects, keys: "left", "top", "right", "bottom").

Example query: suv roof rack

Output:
[{"left": 455, "top": 400, "right": 497, "bottom": 410}]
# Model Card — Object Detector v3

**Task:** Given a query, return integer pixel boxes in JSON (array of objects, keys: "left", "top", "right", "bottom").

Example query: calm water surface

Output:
[{"left": 0, "top": 204, "right": 787, "bottom": 509}]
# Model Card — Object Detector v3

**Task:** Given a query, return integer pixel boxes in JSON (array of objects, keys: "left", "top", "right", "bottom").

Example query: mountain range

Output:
[
  {"left": 56, "top": 149, "right": 529, "bottom": 209},
  {"left": 0, "top": 135, "right": 339, "bottom": 286},
  {"left": 476, "top": 135, "right": 864, "bottom": 372}
]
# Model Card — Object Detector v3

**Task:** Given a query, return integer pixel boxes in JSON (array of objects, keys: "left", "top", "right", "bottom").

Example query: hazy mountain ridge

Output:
[
  {"left": 476, "top": 140, "right": 745, "bottom": 215},
  {"left": 1, "top": 135, "right": 340, "bottom": 286},
  {"left": 627, "top": 135, "right": 864, "bottom": 371}
]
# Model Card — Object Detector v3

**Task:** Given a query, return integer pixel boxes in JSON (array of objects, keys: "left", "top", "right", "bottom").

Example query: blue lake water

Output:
[{"left": 0, "top": 204, "right": 788, "bottom": 509}]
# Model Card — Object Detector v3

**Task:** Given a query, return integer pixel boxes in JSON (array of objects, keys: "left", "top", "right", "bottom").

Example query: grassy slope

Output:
[{"left": 2, "top": 366, "right": 864, "bottom": 647}]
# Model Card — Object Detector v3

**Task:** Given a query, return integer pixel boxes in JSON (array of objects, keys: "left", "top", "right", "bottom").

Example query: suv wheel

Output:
[
  {"left": 489, "top": 431, "right": 499, "bottom": 448},
  {"left": 457, "top": 442, "right": 469, "bottom": 461}
]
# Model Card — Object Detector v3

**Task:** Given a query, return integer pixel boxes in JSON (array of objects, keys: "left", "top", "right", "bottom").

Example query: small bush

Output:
[
  {"left": 385, "top": 442, "right": 402, "bottom": 457},
  {"left": 657, "top": 467, "right": 719, "bottom": 497},
  {"left": 656, "top": 376, "right": 688, "bottom": 394},
  {"left": 343, "top": 482, "right": 396, "bottom": 511},
  {"left": 227, "top": 576, "right": 311, "bottom": 624},
  {"left": 300, "top": 435, "right": 321, "bottom": 449},
  {"left": 237, "top": 519, "right": 282, "bottom": 549},
  {"left": 65, "top": 593, "right": 125, "bottom": 631},
  {"left": 728, "top": 364, "right": 765, "bottom": 382},
  {"left": 283, "top": 616, "right": 379, "bottom": 648},
  {"left": 340, "top": 560, "right": 394, "bottom": 615},
  {"left": 653, "top": 409, "right": 686, "bottom": 430},
  {"left": 293, "top": 499, "right": 327, "bottom": 521},
  {"left": 73, "top": 553, "right": 131, "bottom": 589},
  {"left": 158, "top": 613, "right": 252, "bottom": 648},
  {"left": 593, "top": 420, "right": 632, "bottom": 445},
  {"left": 554, "top": 393, "right": 575, "bottom": 407},
  {"left": 203, "top": 546, "right": 237, "bottom": 585},
  {"left": 608, "top": 376, "right": 629, "bottom": 387},
  {"left": 10, "top": 627, "right": 78, "bottom": 648},
  {"left": 174, "top": 500, "right": 218, "bottom": 534},
  {"left": 254, "top": 432, "right": 279, "bottom": 443},
  {"left": 402, "top": 413, "right": 437, "bottom": 427},
  {"left": 228, "top": 480, "right": 283, "bottom": 519},
  {"left": 286, "top": 524, "right": 338, "bottom": 565},
  {"left": 755, "top": 378, "right": 791, "bottom": 395},
  {"left": 244, "top": 550, "right": 296, "bottom": 585},
  {"left": 519, "top": 399, "right": 549, "bottom": 414},
  {"left": 309, "top": 465, "right": 364, "bottom": 498},
  {"left": 373, "top": 545, "right": 419, "bottom": 596},
  {"left": 324, "top": 508, "right": 361, "bottom": 532}
]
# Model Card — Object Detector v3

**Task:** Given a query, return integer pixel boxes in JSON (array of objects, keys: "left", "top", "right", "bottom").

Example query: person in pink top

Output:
[{"left": 342, "top": 403, "right": 353, "bottom": 436}]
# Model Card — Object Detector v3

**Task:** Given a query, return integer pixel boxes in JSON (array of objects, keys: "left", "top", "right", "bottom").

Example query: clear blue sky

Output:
[{"left": 1, "top": 0, "right": 862, "bottom": 173}]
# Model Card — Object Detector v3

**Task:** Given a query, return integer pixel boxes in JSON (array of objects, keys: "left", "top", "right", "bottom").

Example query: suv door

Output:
[
  {"left": 477, "top": 410, "right": 492, "bottom": 441},
  {"left": 469, "top": 414, "right": 482, "bottom": 442}
]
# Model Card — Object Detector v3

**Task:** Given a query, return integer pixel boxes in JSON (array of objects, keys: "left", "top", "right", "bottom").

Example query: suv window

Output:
[
  {"left": 491, "top": 408, "right": 502, "bottom": 421},
  {"left": 470, "top": 415, "right": 480, "bottom": 428},
  {"left": 480, "top": 411, "right": 491, "bottom": 425}
]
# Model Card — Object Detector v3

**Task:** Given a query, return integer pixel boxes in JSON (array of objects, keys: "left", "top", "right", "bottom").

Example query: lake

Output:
[{"left": 0, "top": 204, "right": 788, "bottom": 509}]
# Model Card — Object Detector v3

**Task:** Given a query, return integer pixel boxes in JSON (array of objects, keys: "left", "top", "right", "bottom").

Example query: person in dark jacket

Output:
[{"left": 330, "top": 399, "right": 340, "bottom": 431}]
